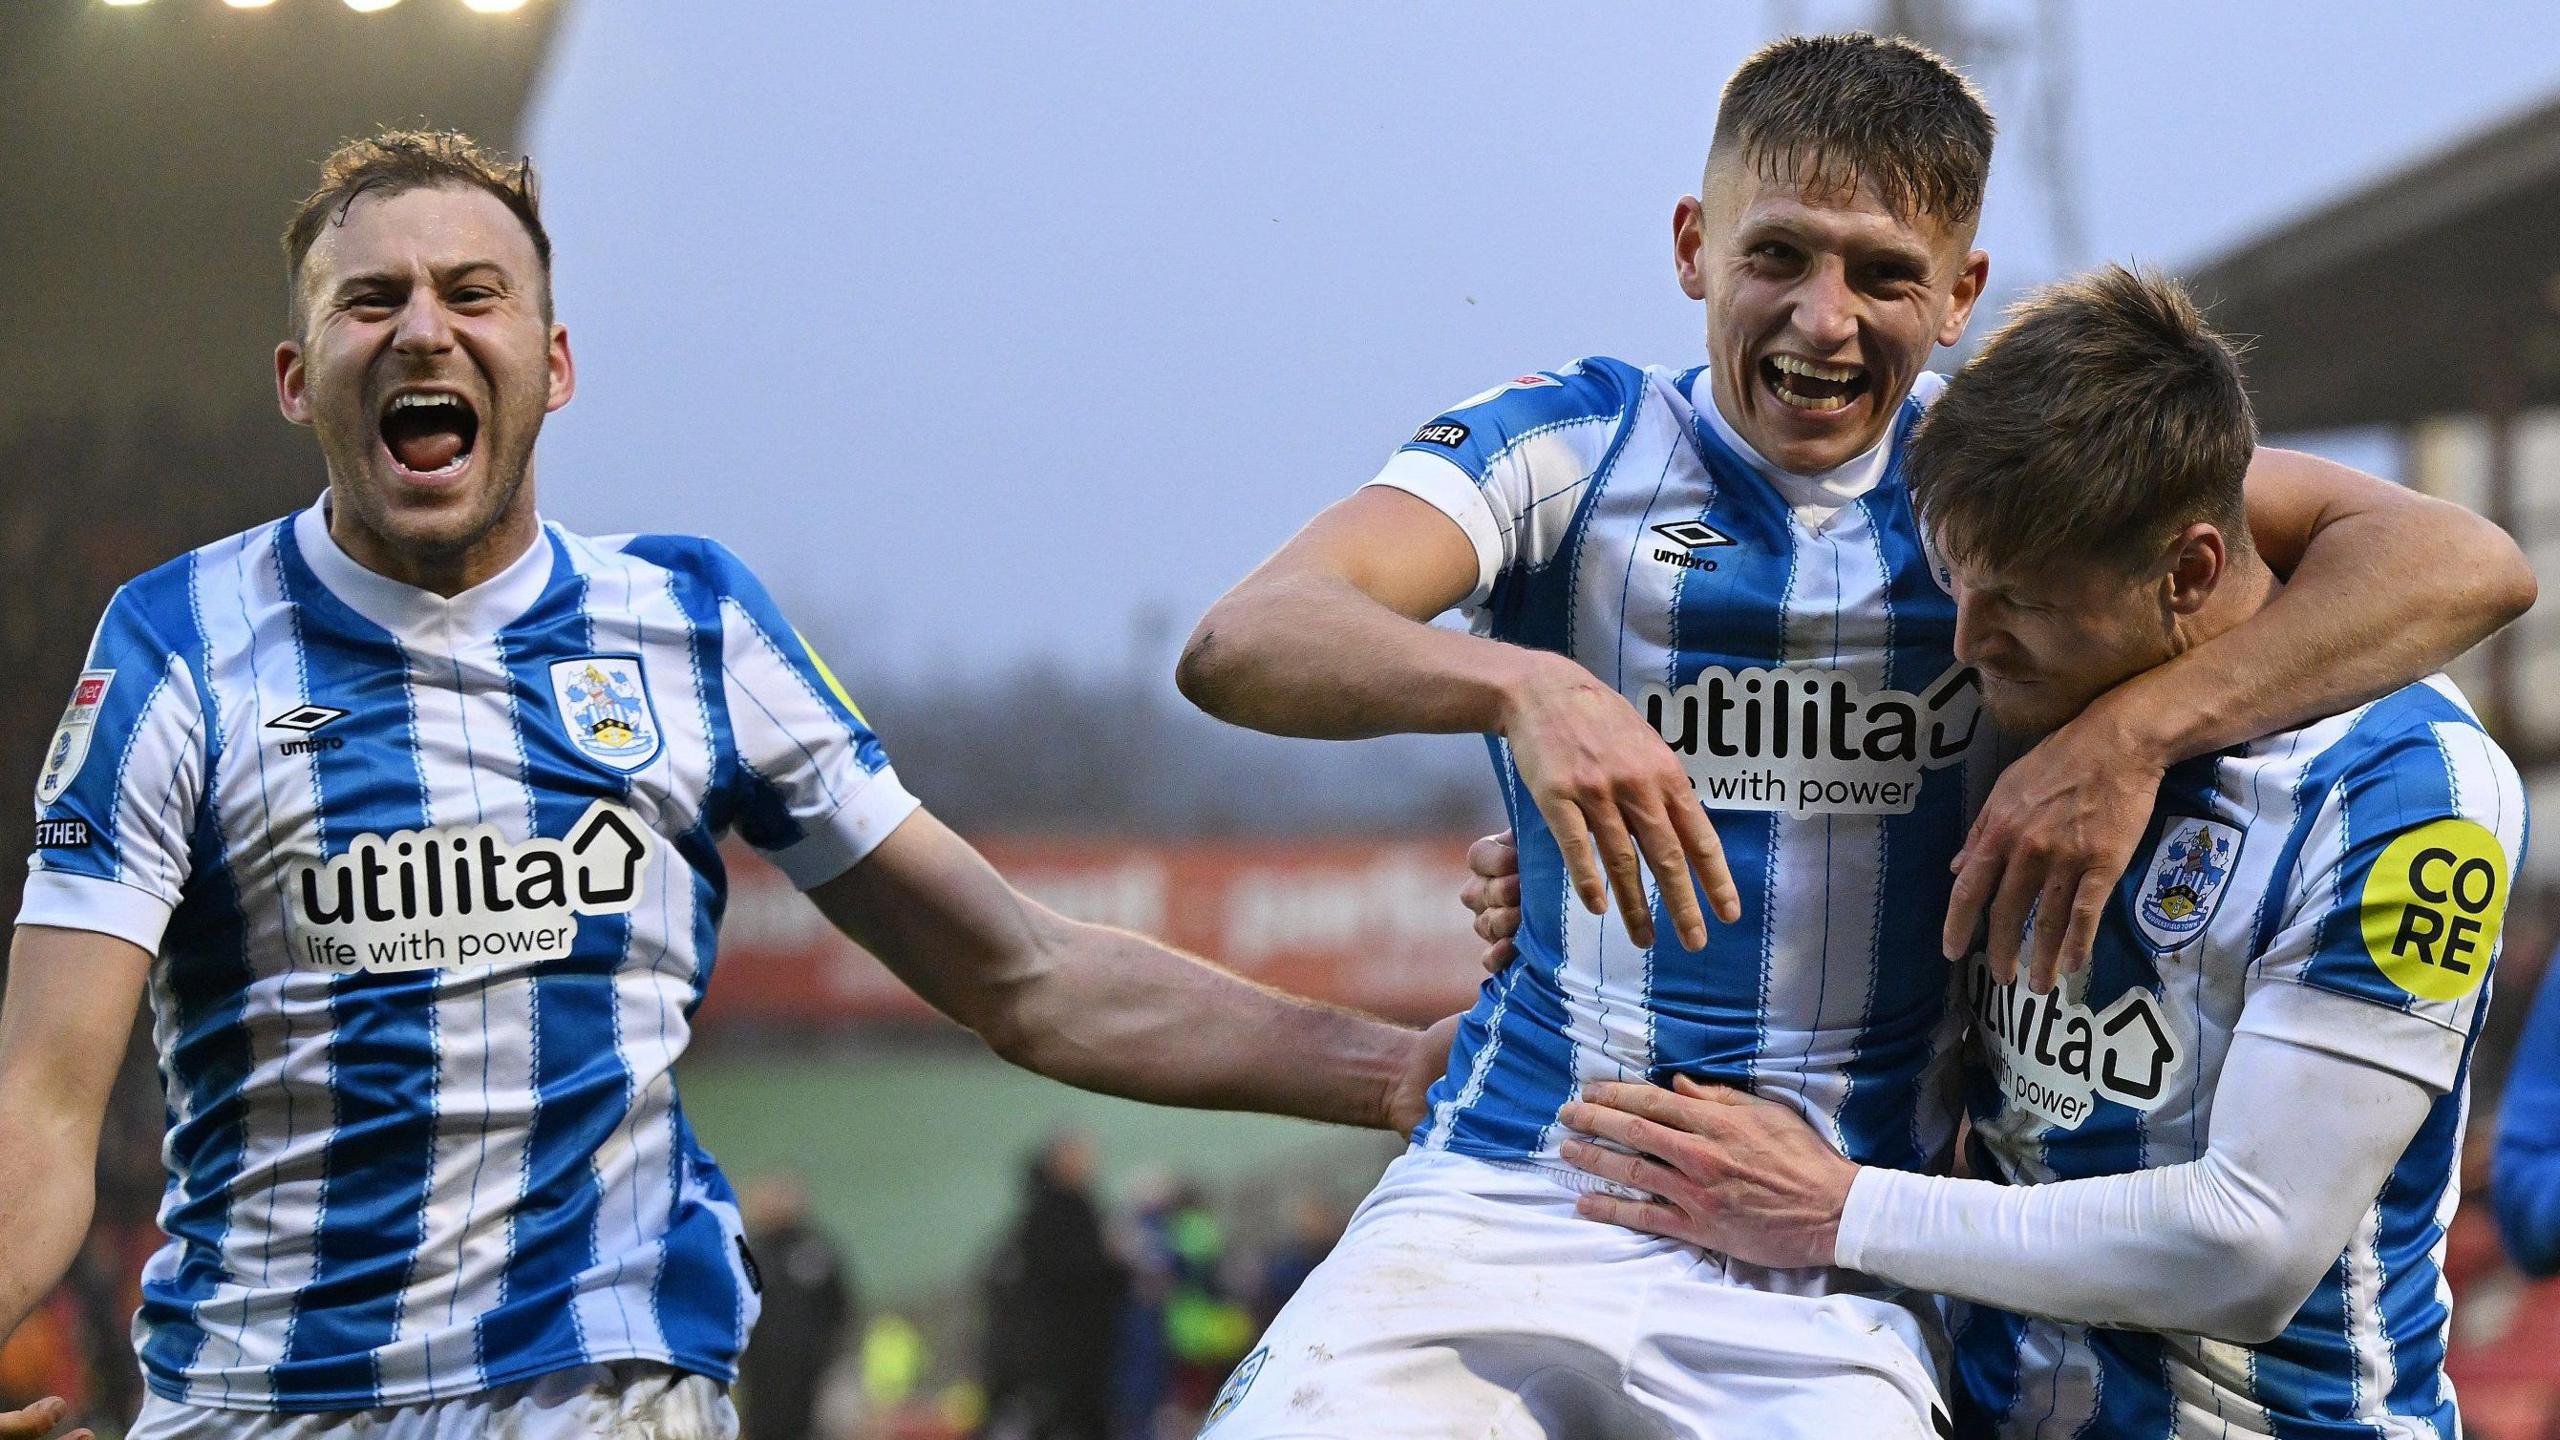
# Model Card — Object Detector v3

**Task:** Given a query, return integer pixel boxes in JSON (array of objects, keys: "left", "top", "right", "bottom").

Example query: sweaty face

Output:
[
  {"left": 1945, "top": 552, "right": 2174, "bottom": 739},
  {"left": 278, "top": 184, "right": 569, "bottom": 573},
  {"left": 1679, "top": 158, "right": 1985, "bottom": 475}
]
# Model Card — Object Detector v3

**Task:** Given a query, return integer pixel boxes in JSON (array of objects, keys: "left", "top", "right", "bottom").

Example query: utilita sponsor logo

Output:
[
  {"left": 288, "top": 800, "right": 649, "bottom": 973},
  {"left": 1634, "top": 661, "right": 1979, "bottom": 815},
  {"left": 1970, "top": 963, "right": 2182, "bottom": 1131}
]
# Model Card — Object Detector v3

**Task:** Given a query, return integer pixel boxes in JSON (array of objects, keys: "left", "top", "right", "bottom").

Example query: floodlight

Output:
[
  {"left": 460, "top": 0, "right": 529, "bottom": 11},
  {"left": 223, "top": 0, "right": 278, "bottom": 8},
  {"left": 101, "top": 0, "right": 151, "bottom": 8},
  {"left": 347, "top": 0, "right": 402, "bottom": 10}
]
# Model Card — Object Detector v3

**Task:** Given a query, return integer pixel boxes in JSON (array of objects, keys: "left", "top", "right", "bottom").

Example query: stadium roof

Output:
[
  {"left": 0, "top": 0, "right": 566, "bottom": 436},
  {"left": 2189, "top": 91, "right": 2560, "bottom": 434}
]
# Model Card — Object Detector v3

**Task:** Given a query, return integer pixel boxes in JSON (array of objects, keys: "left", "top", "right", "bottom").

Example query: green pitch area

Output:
[{"left": 677, "top": 1040, "right": 1401, "bottom": 1303}]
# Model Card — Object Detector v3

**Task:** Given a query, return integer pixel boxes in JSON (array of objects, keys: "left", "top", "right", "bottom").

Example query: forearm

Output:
[
  {"left": 989, "top": 913, "right": 1417, "bottom": 1128},
  {"left": 2107, "top": 498, "right": 2529, "bottom": 766},
  {"left": 1179, "top": 574, "right": 1550, "bottom": 740},
  {"left": 1837, "top": 1033, "right": 2428, "bottom": 1342},
  {"left": 0, "top": 1098, "right": 100, "bottom": 1344}
]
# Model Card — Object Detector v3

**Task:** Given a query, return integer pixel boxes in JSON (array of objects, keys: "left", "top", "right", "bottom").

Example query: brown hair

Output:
[
  {"left": 1711, "top": 32, "right": 1995, "bottom": 225},
  {"left": 281, "top": 129, "right": 551, "bottom": 326},
  {"left": 1907, "top": 264, "right": 2257, "bottom": 578}
]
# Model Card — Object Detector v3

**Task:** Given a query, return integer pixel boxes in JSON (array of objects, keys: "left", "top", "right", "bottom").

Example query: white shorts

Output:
[
  {"left": 127, "top": 1360, "right": 735, "bottom": 1440},
  {"left": 1203, "top": 1150, "right": 1949, "bottom": 1440}
]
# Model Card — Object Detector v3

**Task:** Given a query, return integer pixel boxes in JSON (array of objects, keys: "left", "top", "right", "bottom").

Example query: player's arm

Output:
[
  {"left": 2493, "top": 954, "right": 2560, "bottom": 1276},
  {"left": 1179, "top": 487, "right": 1734, "bottom": 951},
  {"left": 0, "top": 924, "right": 147, "bottom": 1440},
  {"left": 805, "top": 808, "right": 1448, "bottom": 1132},
  {"left": 1950, "top": 448, "right": 2535, "bottom": 989}
]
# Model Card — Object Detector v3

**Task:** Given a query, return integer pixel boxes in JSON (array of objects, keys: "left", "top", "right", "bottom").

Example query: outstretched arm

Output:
[
  {"left": 1949, "top": 448, "right": 2535, "bottom": 989},
  {"left": 1180, "top": 487, "right": 1737, "bottom": 952},
  {"left": 807, "top": 807, "right": 1448, "bottom": 1133},
  {"left": 1558, "top": 1030, "right": 2425, "bottom": 1344},
  {"left": 0, "top": 924, "right": 149, "bottom": 1440}
]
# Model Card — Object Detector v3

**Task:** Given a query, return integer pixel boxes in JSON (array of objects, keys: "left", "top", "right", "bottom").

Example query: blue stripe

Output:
[
  {"left": 1647, "top": 411, "right": 1797, "bottom": 1094},
  {"left": 475, "top": 546, "right": 639, "bottom": 1377},
  {"left": 1950, "top": 1302, "right": 2029, "bottom": 1437},
  {"left": 2089, "top": 1331, "right": 2176, "bottom": 1439},
  {"left": 271, "top": 533, "right": 440, "bottom": 1405},
  {"left": 653, "top": 1119, "right": 746, "bottom": 1366}
]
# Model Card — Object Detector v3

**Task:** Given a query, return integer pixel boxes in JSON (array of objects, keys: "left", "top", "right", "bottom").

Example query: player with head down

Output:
[
  {"left": 0, "top": 133, "right": 1450, "bottom": 1440},
  {"left": 1538, "top": 266, "right": 2524, "bottom": 1440},
  {"left": 1178, "top": 33, "right": 2532, "bottom": 1440}
]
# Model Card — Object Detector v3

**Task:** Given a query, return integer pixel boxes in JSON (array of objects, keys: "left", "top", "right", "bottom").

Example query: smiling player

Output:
[
  {"left": 1177, "top": 34, "right": 2532, "bottom": 1439},
  {"left": 1, "top": 132, "right": 1448, "bottom": 1440}
]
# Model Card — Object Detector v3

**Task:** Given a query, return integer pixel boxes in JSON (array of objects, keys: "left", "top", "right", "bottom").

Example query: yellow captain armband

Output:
[
  {"left": 2359, "top": 817, "right": 2506, "bottom": 1002},
  {"left": 791, "top": 627, "right": 868, "bottom": 724}
]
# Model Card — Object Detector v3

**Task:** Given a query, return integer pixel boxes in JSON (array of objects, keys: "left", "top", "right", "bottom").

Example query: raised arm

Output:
[
  {"left": 805, "top": 806, "right": 1444, "bottom": 1132},
  {"left": 0, "top": 924, "right": 149, "bottom": 1440},
  {"left": 1179, "top": 488, "right": 1736, "bottom": 951},
  {"left": 1949, "top": 449, "right": 2535, "bottom": 988}
]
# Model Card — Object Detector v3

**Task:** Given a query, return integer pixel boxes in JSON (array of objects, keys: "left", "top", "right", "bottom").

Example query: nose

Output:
[
  {"left": 1791, "top": 259, "right": 1860, "bottom": 351},
  {"left": 1951, "top": 597, "right": 1999, "bottom": 669},
  {"left": 390, "top": 287, "right": 456, "bottom": 357}
]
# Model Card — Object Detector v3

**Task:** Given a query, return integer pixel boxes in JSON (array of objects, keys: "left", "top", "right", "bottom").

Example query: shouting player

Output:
[
  {"left": 1549, "top": 266, "right": 2524, "bottom": 1440},
  {"left": 1, "top": 133, "right": 1446, "bottom": 1440},
  {"left": 1176, "top": 35, "right": 2532, "bottom": 1439}
]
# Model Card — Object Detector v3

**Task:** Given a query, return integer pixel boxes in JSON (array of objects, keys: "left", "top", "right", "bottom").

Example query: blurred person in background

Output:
[
  {"left": 0, "top": 129, "right": 1457, "bottom": 1440},
  {"left": 981, "top": 1136, "right": 1126, "bottom": 1440},
  {"left": 1250, "top": 1193, "right": 1342, "bottom": 1329},
  {"left": 739, "top": 1174, "right": 859, "bottom": 1440},
  {"left": 2495, "top": 945, "right": 2560, "bottom": 1276}
]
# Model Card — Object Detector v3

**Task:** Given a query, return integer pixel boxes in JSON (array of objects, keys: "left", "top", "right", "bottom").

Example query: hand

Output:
[
  {"left": 1942, "top": 701, "right": 2165, "bottom": 992},
  {"left": 0, "top": 1397, "right": 89, "bottom": 1440},
  {"left": 1386, "top": 1014, "right": 1461, "bottom": 1137},
  {"left": 1500, "top": 657, "right": 1740, "bottom": 951},
  {"left": 1557, "top": 1077, "right": 1856, "bottom": 1271},
  {"left": 1461, "top": 830, "right": 1523, "bottom": 974}
]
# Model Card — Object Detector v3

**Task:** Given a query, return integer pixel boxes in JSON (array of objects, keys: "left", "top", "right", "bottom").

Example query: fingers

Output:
[
  {"left": 0, "top": 1398, "right": 71, "bottom": 1439},
  {"left": 1559, "top": 1098, "right": 1695, "bottom": 1163},
  {"left": 1666, "top": 796, "right": 1742, "bottom": 926},
  {"left": 1536, "top": 796, "right": 1609, "bottom": 921},
  {"left": 1943, "top": 837, "right": 2003, "bottom": 961},
  {"left": 1466, "top": 830, "right": 1518, "bottom": 880},
  {"left": 1474, "top": 903, "right": 1521, "bottom": 947},
  {"left": 2024, "top": 867, "right": 2077, "bottom": 994},
  {"left": 1627, "top": 799, "right": 1708, "bottom": 952},
  {"left": 1574, "top": 1191, "right": 1691, "bottom": 1239},
  {"left": 1559, "top": 1138, "right": 1691, "bottom": 1199},
  {"left": 1984, "top": 844, "right": 2040, "bottom": 985},
  {"left": 1581, "top": 802, "right": 1656, "bottom": 949},
  {"left": 2051, "top": 870, "right": 2111, "bottom": 985},
  {"left": 1476, "top": 937, "right": 1517, "bottom": 976}
]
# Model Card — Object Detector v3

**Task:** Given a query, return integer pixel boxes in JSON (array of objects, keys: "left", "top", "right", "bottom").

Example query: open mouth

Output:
[
  {"left": 1759, "top": 354, "right": 1871, "bottom": 415},
  {"left": 377, "top": 389, "right": 481, "bottom": 478}
]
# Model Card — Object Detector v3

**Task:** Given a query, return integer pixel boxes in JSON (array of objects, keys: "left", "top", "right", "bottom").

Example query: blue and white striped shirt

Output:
[
  {"left": 20, "top": 501, "right": 918, "bottom": 1412},
  {"left": 1374, "top": 358, "right": 1993, "bottom": 1175},
  {"left": 1954, "top": 677, "right": 2525, "bottom": 1440}
]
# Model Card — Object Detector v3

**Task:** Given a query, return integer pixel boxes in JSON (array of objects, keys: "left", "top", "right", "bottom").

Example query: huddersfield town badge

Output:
[
  {"left": 1202, "top": 1347, "right": 1267, "bottom": 1431},
  {"left": 2134, "top": 817, "right": 2242, "bottom": 952},
  {"left": 548, "top": 656, "right": 662, "bottom": 773}
]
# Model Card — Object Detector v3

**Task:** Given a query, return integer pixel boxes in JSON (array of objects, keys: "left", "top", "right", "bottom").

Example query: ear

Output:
[
  {"left": 2163, "top": 522, "right": 2228, "bottom": 616},
  {"left": 276, "top": 339, "right": 313, "bottom": 427},
  {"left": 1936, "top": 247, "right": 1991, "bottom": 349},
  {"left": 545, "top": 323, "right": 576, "bottom": 414},
  {"left": 1672, "top": 195, "right": 1710, "bottom": 302}
]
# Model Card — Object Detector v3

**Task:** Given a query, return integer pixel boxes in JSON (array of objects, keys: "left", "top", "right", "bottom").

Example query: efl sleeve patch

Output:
[{"left": 2359, "top": 816, "right": 2505, "bottom": 1003}]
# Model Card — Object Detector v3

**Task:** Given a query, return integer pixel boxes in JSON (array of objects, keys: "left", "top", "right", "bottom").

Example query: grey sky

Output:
[{"left": 523, "top": 0, "right": 2560, "bottom": 682}]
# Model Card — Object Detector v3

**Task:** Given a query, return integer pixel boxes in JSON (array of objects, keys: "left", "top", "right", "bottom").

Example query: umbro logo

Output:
[
  {"left": 268, "top": 705, "right": 349, "bottom": 755},
  {"left": 1650, "top": 520, "right": 1735, "bottom": 573}
]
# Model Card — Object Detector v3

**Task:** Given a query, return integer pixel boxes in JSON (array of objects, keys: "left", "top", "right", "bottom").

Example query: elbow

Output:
[
  {"left": 2460, "top": 510, "right": 2538, "bottom": 631},
  {"left": 2191, "top": 1240, "right": 2326, "bottom": 1345},
  {"left": 1175, "top": 602, "right": 1249, "bottom": 720},
  {"left": 2490, "top": 546, "right": 2540, "bottom": 631}
]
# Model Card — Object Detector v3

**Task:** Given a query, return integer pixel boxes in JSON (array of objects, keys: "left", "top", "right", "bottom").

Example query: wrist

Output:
[
  {"left": 2079, "top": 681, "right": 2179, "bottom": 770},
  {"left": 1491, "top": 648, "right": 1589, "bottom": 737}
]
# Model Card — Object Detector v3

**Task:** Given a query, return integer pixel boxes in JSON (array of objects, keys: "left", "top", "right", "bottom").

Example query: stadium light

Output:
[
  {"left": 223, "top": 0, "right": 277, "bottom": 8},
  {"left": 460, "top": 0, "right": 530, "bottom": 11},
  {"left": 100, "top": 0, "right": 149, "bottom": 7},
  {"left": 346, "top": 0, "right": 402, "bottom": 10}
]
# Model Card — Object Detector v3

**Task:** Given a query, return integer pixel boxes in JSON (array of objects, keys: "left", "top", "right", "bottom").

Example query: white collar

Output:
[
  {"left": 1691, "top": 369, "right": 1897, "bottom": 525},
  {"left": 293, "top": 495, "right": 557, "bottom": 642}
]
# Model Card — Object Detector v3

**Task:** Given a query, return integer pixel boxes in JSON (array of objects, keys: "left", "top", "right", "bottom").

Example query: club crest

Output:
[
  {"left": 2134, "top": 817, "right": 2242, "bottom": 951},
  {"left": 35, "top": 669, "right": 113, "bottom": 809},
  {"left": 548, "top": 656, "right": 661, "bottom": 773}
]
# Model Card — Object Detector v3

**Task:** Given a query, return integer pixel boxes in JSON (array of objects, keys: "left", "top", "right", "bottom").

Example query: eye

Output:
[{"left": 451, "top": 286, "right": 497, "bottom": 305}]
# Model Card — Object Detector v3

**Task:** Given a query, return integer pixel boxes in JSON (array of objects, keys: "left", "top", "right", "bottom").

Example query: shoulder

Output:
[
  {"left": 577, "top": 530, "right": 770, "bottom": 603},
  {"left": 1399, "top": 356, "right": 1655, "bottom": 473},
  {"left": 2321, "top": 678, "right": 2517, "bottom": 833},
  {"left": 99, "top": 517, "right": 287, "bottom": 653}
]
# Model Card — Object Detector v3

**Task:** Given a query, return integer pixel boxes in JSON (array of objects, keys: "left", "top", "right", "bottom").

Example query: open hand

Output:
[
  {"left": 1501, "top": 658, "right": 1739, "bottom": 952},
  {"left": 1943, "top": 705, "right": 2163, "bottom": 992},
  {"left": 1558, "top": 1077, "right": 1856, "bottom": 1271}
]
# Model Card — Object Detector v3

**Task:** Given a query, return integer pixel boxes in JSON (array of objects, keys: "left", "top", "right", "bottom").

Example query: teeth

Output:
[
  {"left": 388, "top": 392, "right": 463, "bottom": 412},
  {"left": 1771, "top": 355, "right": 1862, "bottom": 383}
]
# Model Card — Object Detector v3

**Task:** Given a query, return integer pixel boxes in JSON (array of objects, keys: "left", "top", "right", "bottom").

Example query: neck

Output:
[
  {"left": 326, "top": 481, "right": 540, "bottom": 598},
  {"left": 2166, "top": 550, "right": 2277, "bottom": 659}
]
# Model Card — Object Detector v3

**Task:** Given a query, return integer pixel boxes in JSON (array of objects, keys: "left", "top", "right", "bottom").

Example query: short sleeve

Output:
[
  {"left": 2241, "top": 721, "right": 2525, "bottom": 1093},
  {"left": 1358, "top": 358, "right": 1643, "bottom": 611},
  {"left": 17, "top": 586, "right": 207, "bottom": 954},
  {"left": 704, "top": 543, "right": 921, "bottom": 890}
]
